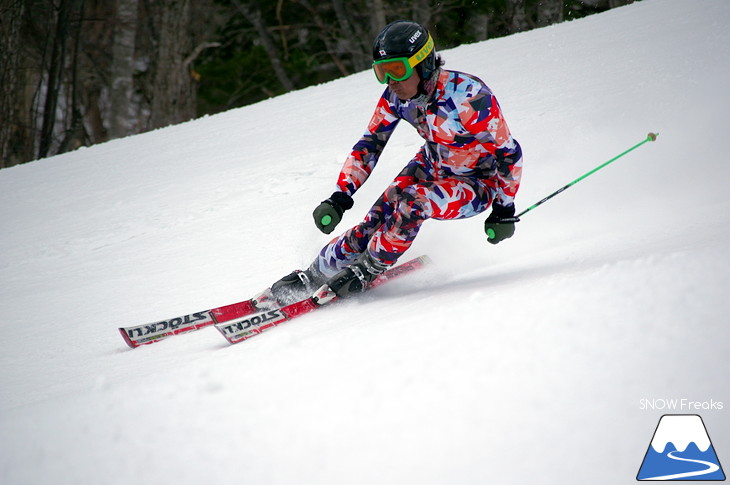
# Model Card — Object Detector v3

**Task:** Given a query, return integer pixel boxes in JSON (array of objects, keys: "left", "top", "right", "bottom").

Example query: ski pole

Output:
[
  {"left": 486, "top": 132, "right": 658, "bottom": 241},
  {"left": 518, "top": 132, "right": 658, "bottom": 218}
]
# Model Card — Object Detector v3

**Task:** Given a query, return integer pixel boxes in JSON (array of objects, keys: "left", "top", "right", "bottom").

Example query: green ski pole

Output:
[
  {"left": 517, "top": 132, "right": 658, "bottom": 218},
  {"left": 486, "top": 132, "right": 659, "bottom": 241}
]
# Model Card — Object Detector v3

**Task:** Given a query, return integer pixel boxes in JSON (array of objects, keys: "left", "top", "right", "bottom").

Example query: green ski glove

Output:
[
  {"left": 313, "top": 192, "right": 354, "bottom": 234},
  {"left": 484, "top": 203, "right": 519, "bottom": 244}
]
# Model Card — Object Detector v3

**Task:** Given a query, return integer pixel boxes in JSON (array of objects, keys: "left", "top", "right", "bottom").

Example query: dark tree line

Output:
[{"left": 0, "top": 0, "right": 632, "bottom": 168}]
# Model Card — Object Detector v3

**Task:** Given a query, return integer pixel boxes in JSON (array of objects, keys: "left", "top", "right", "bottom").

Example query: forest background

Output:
[{"left": 0, "top": 0, "right": 632, "bottom": 168}]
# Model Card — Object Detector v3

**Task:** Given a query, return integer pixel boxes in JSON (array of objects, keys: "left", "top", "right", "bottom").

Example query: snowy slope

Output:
[{"left": 1, "top": 1, "right": 729, "bottom": 484}]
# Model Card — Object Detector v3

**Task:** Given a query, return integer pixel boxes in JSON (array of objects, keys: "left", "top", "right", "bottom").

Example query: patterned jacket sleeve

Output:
[
  {"left": 336, "top": 91, "right": 401, "bottom": 196},
  {"left": 459, "top": 86, "right": 523, "bottom": 207}
]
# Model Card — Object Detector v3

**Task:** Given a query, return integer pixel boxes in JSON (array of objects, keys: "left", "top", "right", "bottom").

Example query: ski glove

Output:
[
  {"left": 484, "top": 203, "right": 520, "bottom": 244},
  {"left": 313, "top": 191, "right": 354, "bottom": 234}
]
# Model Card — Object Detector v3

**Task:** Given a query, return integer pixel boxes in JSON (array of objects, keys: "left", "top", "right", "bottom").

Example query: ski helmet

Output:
[{"left": 372, "top": 20, "right": 437, "bottom": 84}]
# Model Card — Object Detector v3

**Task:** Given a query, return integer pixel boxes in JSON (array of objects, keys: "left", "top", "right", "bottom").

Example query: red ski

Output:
[
  {"left": 215, "top": 255, "right": 431, "bottom": 344},
  {"left": 119, "top": 290, "right": 277, "bottom": 348}
]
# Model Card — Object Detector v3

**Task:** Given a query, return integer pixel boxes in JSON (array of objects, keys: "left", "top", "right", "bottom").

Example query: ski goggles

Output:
[{"left": 372, "top": 34, "right": 434, "bottom": 84}]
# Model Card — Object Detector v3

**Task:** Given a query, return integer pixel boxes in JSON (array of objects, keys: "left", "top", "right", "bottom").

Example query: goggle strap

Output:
[{"left": 408, "top": 34, "right": 434, "bottom": 68}]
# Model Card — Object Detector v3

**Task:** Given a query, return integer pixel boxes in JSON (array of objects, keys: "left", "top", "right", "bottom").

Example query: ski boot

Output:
[
  {"left": 270, "top": 264, "right": 325, "bottom": 305},
  {"left": 327, "top": 252, "right": 389, "bottom": 298}
]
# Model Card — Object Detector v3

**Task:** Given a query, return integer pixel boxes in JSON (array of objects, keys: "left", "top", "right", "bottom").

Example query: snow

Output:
[{"left": 1, "top": 0, "right": 729, "bottom": 483}]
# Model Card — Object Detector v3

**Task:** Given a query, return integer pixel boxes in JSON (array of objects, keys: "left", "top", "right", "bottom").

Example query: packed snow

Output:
[{"left": 1, "top": 1, "right": 729, "bottom": 484}]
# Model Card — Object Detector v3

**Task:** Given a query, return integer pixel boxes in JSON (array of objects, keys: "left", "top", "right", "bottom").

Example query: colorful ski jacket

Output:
[{"left": 337, "top": 69, "right": 522, "bottom": 207}]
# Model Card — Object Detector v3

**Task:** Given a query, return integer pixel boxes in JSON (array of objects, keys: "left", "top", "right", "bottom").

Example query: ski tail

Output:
[{"left": 119, "top": 289, "right": 274, "bottom": 348}]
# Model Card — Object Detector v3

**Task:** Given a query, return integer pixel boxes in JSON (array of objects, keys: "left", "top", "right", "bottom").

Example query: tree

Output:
[
  {"left": 0, "top": 0, "right": 29, "bottom": 167},
  {"left": 1, "top": 0, "right": 629, "bottom": 168},
  {"left": 37, "top": 0, "right": 85, "bottom": 158},
  {"left": 506, "top": 0, "right": 529, "bottom": 33},
  {"left": 148, "top": 0, "right": 196, "bottom": 129},
  {"left": 537, "top": 0, "right": 564, "bottom": 27},
  {"left": 232, "top": 0, "right": 295, "bottom": 91},
  {"left": 109, "top": 0, "right": 140, "bottom": 139}
]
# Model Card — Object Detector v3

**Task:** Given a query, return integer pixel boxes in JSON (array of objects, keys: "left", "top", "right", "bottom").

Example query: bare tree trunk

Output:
[
  {"left": 537, "top": 0, "right": 563, "bottom": 27},
  {"left": 0, "top": 0, "right": 26, "bottom": 167},
  {"left": 294, "top": 0, "right": 350, "bottom": 77},
  {"left": 232, "top": 0, "right": 295, "bottom": 91},
  {"left": 149, "top": 0, "right": 196, "bottom": 130},
  {"left": 331, "top": 0, "right": 369, "bottom": 72},
  {"left": 468, "top": 13, "right": 490, "bottom": 42},
  {"left": 38, "top": 0, "right": 78, "bottom": 158},
  {"left": 58, "top": 0, "right": 89, "bottom": 154},
  {"left": 411, "top": 0, "right": 431, "bottom": 28},
  {"left": 78, "top": 0, "right": 113, "bottom": 145},
  {"left": 109, "top": 0, "right": 140, "bottom": 139},
  {"left": 507, "top": 0, "right": 529, "bottom": 34},
  {"left": 369, "top": 0, "right": 386, "bottom": 35}
]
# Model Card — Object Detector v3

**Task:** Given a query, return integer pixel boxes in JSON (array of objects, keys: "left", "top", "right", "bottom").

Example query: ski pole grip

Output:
[{"left": 485, "top": 217, "right": 520, "bottom": 241}]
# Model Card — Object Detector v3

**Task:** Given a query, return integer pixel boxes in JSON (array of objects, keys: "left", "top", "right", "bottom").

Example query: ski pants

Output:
[{"left": 313, "top": 149, "right": 496, "bottom": 278}]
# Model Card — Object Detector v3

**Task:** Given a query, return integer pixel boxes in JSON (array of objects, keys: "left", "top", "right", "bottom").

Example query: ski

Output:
[
  {"left": 215, "top": 254, "right": 431, "bottom": 344},
  {"left": 118, "top": 289, "right": 277, "bottom": 348},
  {"left": 119, "top": 254, "right": 430, "bottom": 348}
]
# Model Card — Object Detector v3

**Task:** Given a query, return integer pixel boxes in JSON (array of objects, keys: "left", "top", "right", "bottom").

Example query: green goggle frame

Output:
[{"left": 372, "top": 34, "right": 434, "bottom": 84}]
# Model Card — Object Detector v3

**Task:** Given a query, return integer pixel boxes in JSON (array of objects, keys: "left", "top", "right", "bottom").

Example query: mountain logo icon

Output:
[{"left": 637, "top": 414, "right": 726, "bottom": 481}]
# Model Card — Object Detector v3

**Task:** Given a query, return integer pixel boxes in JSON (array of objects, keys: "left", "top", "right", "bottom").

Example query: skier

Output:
[{"left": 272, "top": 20, "right": 523, "bottom": 303}]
